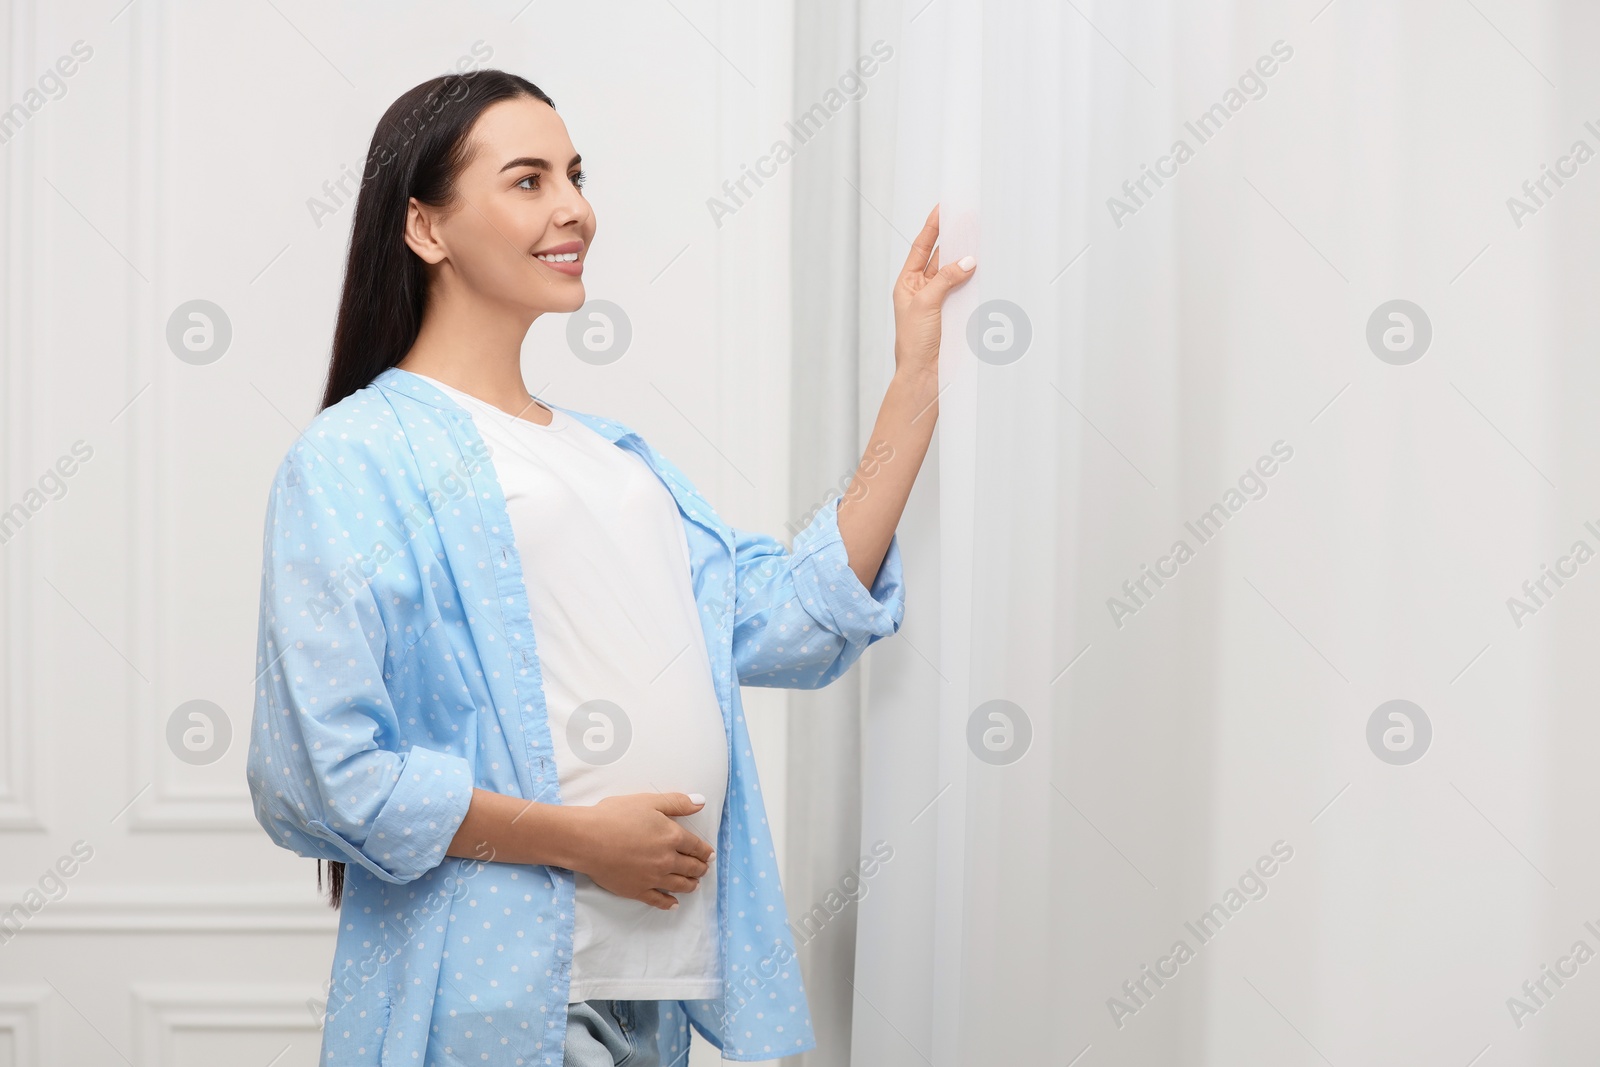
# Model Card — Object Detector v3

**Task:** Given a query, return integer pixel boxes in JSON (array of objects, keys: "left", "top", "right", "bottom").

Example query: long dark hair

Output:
[
  {"left": 318, "top": 68, "right": 555, "bottom": 413},
  {"left": 315, "top": 69, "right": 553, "bottom": 909}
]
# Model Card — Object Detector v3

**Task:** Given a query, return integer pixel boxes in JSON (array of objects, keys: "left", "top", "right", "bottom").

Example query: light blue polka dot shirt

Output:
[{"left": 244, "top": 366, "right": 906, "bottom": 1065}]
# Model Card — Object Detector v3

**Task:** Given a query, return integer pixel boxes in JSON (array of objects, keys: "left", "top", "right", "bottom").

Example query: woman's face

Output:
[{"left": 410, "top": 95, "right": 595, "bottom": 316}]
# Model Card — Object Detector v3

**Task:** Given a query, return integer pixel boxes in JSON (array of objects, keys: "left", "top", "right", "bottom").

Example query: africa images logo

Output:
[
  {"left": 1105, "top": 40, "right": 1294, "bottom": 229},
  {"left": 1106, "top": 441, "right": 1294, "bottom": 628}
]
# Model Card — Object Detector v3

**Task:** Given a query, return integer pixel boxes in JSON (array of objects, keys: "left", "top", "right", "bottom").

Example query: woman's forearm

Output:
[
  {"left": 835, "top": 367, "right": 940, "bottom": 587},
  {"left": 445, "top": 789, "right": 716, "bottom": 911},
  {"left": 446, "top": 787, "right": 588, "bottom": 869}
]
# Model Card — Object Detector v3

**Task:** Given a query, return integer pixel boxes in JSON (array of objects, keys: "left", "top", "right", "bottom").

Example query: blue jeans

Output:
[{"left": 562, "top": 999, "right": 661, "bottom": 1067}]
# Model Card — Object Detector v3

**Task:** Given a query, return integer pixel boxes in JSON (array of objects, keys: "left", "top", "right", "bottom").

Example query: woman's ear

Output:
[{"left": 403, "top": 196, "right": 448, "bottom": 264}]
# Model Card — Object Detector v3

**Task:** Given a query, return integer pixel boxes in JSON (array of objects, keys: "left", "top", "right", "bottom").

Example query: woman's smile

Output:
[{"left": 534, "top": 238, "right": 584, "bottom": 275}]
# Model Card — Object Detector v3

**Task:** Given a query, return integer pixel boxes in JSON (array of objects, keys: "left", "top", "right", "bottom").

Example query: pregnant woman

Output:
[{"left": 245, "top": 69, "right": 972, "bottom": 1067}]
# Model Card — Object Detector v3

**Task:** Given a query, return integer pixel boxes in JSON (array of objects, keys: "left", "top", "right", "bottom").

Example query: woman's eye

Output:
[
  {"left": 516, "top": 174, "right": 540, "bottom": 191},
  {"left": 571, "top": 170, "right": 587, "bottom": 190}
]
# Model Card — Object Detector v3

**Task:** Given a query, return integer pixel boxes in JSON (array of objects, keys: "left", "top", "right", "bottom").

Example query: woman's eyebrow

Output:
[{"left": 499, "top": 154, "right": 582, "bottom": 173}]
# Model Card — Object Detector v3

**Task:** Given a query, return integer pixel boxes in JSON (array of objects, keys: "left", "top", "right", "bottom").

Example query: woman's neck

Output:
[{"left": 397, "top": 299, "right": 551, "bottom": 423}]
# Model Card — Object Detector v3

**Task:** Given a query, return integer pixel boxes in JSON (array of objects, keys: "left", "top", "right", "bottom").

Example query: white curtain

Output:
[
  {"left": 781, "top": 3, "right": 873, "bottom": 1065},
  {"left": 802, "top": 0, "right": 1597, "bottom": 1064}
]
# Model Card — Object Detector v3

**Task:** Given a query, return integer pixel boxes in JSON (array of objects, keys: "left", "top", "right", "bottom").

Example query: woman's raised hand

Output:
[{"left": 891, "top": 202, "right": 976, "bottom": 383}]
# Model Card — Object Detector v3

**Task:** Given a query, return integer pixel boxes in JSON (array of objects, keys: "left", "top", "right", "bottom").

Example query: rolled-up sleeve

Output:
[
  {"left": 731, "top": 495, "right": 905, "bottom": 688},
  {"left": 244, "top": 452, "right": 474, "bottom": 885}
]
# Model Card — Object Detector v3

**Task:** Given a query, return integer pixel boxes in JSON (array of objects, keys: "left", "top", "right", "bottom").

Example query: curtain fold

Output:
[
  {"left": 847, "top": 4, "right": 1228, "bottom": 1063},
  {"left": 784, "top": 3, "right": 868, "bottom": 1065}
]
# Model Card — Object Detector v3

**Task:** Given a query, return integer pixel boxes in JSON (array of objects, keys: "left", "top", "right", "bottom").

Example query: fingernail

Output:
[
  {"left": 669, "top": 900, "right": 680, "bottom": 909},
  {"left": 688, "top": 793, "right": 705, "bottom": 805},
  {"left": 958, "top": 255, "right": 975, "bottom": 271}
]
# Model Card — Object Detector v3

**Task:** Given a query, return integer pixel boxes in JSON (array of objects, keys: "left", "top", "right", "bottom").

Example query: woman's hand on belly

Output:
[{"left": 569, "top": 792, "right": 716, "bottom": 910}]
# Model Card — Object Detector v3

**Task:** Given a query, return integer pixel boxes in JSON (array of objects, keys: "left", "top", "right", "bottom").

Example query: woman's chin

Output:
[{"left": 539, "top": 284, "right": 587, "bottom": 314}]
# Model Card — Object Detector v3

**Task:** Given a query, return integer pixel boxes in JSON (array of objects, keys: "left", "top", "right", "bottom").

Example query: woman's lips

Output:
[
  {"left": 534, "top": 255, "right": 583, "bottom": 276},
  {"left": 533, "top": 241, "right": 584, "bottom": 277}
]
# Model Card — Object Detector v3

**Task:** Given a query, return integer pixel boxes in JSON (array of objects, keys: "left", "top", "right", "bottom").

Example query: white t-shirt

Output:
[{"left": 414, "top": 373, "right": 726, "bottom": 1003}]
